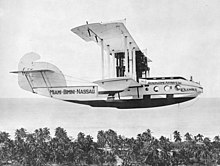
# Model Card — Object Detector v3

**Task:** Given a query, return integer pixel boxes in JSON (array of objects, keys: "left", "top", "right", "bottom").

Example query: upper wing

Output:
[{"left": 71, "top": 21, "right": 151, "bottom": 62}]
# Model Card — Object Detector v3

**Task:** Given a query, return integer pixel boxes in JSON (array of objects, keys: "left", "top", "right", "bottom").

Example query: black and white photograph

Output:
[{"left": 0, "top": 0, "right": 220, "bottom": 165}]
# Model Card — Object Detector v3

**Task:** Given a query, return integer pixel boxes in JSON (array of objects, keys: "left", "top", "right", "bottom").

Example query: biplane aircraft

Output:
[{"left": 11, "top": 21, "right": 203, "bottom": 109}]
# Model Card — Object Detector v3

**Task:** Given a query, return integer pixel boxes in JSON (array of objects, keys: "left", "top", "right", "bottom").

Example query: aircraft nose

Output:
[
  {"left": 195, "top": 84, "right": 203, "bottom": 94},
  {"left": 199, "top": 86, "right": 203, "bottom": 93}
]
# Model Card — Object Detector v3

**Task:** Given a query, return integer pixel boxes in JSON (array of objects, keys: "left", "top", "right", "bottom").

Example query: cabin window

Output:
[
  {"left": 164, "top": 85, "right": 170, "bottom": 91},
  {"left": 145, "top": 85, "right": 149, "bottom": 91},
  {"left": 154, "top": 86, "right": 159, "bottom": 92},
  {"left": 175, "top": 85, "right": 181, "bottom": 90}
]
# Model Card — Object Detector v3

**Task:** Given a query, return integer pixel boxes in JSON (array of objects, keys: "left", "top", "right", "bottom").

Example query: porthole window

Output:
[
  {"left": 175, "top": 85, "right": 181, "bottom": 90},
  {"left": 145, "top": 88, "right": 149, "bottom": 91},
  {"left": 164, "top": 85, "right": 170, "bottom": 91},
  {"left": 154, "top": 86, "right": 159, "bottom": 92}
]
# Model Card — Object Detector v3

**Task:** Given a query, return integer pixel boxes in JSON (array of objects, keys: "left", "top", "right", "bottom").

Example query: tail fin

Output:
[{"left": 11, "top": 52, "right": 66, "bottom": 96}]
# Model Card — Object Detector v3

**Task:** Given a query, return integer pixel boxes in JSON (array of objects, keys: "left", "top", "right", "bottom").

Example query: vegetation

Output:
[{"left": 1, "top": 128, "right": 220, "bottom": 165}]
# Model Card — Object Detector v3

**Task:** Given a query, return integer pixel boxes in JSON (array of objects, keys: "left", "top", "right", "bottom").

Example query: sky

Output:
[{"left": 0, "top": 0, "right": 220, "bottom": 98}]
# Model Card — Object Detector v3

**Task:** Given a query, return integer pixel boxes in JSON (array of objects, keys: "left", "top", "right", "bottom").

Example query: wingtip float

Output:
[{"left": 11, "top": 21, "right": 203, "bottom": 109}]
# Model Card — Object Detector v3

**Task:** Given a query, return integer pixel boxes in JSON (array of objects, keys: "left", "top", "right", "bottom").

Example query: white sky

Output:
[{"left": 1, "top": 0, "right": 220, "bottom": 98}]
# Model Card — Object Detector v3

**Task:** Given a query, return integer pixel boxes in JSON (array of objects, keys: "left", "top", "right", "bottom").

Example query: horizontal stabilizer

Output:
[
  {"left": 10, "top": 69, "right": 54, "bottom": 74},
  {"left": 11, "top": 52, "right": 67, "bottom": 96}
]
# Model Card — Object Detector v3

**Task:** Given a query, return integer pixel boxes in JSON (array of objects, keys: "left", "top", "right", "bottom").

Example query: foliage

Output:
[{"left": 0, "top": 128, "right": 220, "bottom": 165}]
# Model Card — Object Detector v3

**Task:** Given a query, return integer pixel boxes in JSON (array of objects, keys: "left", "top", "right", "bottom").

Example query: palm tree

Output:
[
  {"left": 97, "top": 130, "right": 106, "bottom": 148},
  {"left": 33, "top": 128, "right": 51, "bottom": 165},
  {"left": 76, "top": 132, "right": 93, "bottom": 165},
  {"left": 184, "top": 132, "right": 193, "bottom": 142},
  {"left": 214, "top": 135, "right": 220, "bottom": 142},
  {"left": 158, "top": 136, "right": 172, "bottom": 164},
  {"left": 0, "top": 131, "right": 12, "bottom": 164},
  {"left": 195, "top": 134, "right": 204, "bottom": 142},
  {"left": 137, "top": 129, "right": 152, "bottom": 142},
  {"left": 105, "top": 129, "right": 118, "bottom": 149},
  {"left": 142, "top": 138, "right": 161, "bottom": 165},
  {"left": 173, "top": 131, "right": 182, "bottom": 142},
  {"left": 14, "top": 128, "right": 28, "bottom": 164},
  {"left": 0, "top": 131, "right": 10, "bottom": 143},
  {"left": 204, "top": 137, "right": 211, "bottom": 144},
  {"left": 50, "top": 127, "right": 71, "bottom": 164}
]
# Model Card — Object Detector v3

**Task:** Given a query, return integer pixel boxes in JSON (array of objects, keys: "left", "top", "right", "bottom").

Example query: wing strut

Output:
[
  {"left": 24, "top": 73, "right": 35, "bottom": 93},
  {"left": 137, "top": 87, "right": 140, "bottom": 98},
  {"left": 101, "top": 39, "right": 104, "bottom": 79},
  {"left": 87, "top": 28, "right": 102, "bottom": 42},
  {"left": 40, "top": 71, "right": 52, "bottom": 97},
  {"left": 124, "top": 36, "right": 128, "bottom": 76},
  {"left": 132, "top": 48, "right": 136, "bottom": 81},
  {"left": 118, "top": 92, "right": 120, "bottom": 99}
]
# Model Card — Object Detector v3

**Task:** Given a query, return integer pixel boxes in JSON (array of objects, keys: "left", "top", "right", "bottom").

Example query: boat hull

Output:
[{"left": 64, "top": 96, "right": 195, "bottom": 109}]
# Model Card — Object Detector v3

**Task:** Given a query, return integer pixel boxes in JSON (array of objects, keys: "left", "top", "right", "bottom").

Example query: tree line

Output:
[{"left": 1, "top": 127, "right": 220, "bottom": 166}]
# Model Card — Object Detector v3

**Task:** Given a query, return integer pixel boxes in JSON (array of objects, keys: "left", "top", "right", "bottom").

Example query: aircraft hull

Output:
[
  {"left": 64, "top": 96, "right": 195, "bottom": 109},
  {"left": 11, "top": 53, "right": 202, "bottom": 109}
]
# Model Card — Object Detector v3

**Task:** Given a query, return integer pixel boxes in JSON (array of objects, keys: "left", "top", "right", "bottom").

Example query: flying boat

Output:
[{"left": 11, "top": 21, "right": 203, "bottom": 109}]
